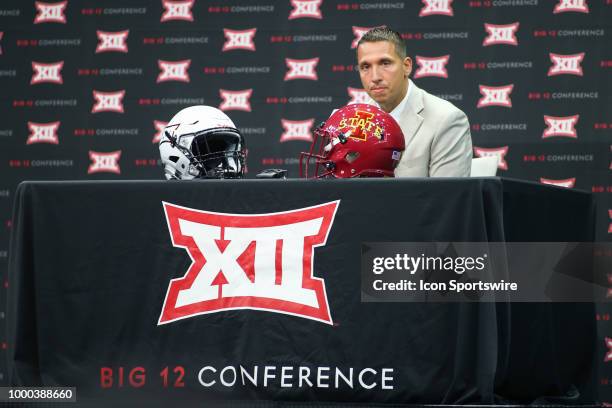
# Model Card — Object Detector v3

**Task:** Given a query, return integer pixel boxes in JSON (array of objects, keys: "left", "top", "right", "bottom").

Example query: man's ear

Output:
[{"left": 403, "top": 57, "right": 412, "bottom": 78}]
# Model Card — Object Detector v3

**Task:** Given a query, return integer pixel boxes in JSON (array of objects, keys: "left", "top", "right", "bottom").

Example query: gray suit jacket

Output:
[{"left": 388, "top": 80, "right": 473, "bottom": 177}]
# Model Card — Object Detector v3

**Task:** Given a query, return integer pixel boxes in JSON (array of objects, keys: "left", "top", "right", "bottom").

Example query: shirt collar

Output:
[{"left": 387, "top": 79, "right": 412, "bottom": 123}]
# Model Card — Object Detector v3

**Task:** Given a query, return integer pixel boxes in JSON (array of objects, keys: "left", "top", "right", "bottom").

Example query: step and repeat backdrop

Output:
[{"left": 0, "top": 0, "right": 611, "bottom": 401}]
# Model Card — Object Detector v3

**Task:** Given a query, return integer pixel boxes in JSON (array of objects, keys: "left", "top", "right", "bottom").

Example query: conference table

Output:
[{"left": 7, "top": 178, "right": 597, "bottom": 406}]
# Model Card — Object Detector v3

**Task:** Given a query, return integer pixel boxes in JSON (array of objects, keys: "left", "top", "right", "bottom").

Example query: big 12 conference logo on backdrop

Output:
[
  {"left": 34, "top": 1, "right": 67, "bottom": 24},
  {"left": 27, "top": 121, "right": 60, "bottom": 144},
  {"left": 477, "top": 85, "right": 513, "bottom": 108},
  {"left": 482, "top": 23, "right": 519, "bottom": 46},
  {"left": 161, "top": 0, "right": 194, "bottom": 22},
  {"left": 347, "top": 87, "right": 370, "bottom": 105},
  {"left": 31, "top": 61, "right": 64, "bottom": 84},
  {"left": 548, "top": 52, "right": 585, "bottom": 76},
  {"left": 542, "top": 115, "right": 579, "bottom": 138},
  {"left": 414, "top": 55, "right": 449, "bottom": 79},
  {"left": 157, "top": 59, "right": 191, "bottom": 82},
  {"left": 474, "top": 146, "right": 508, "bottom": 170},
  {"left": 219, "top": 89, "right": 253, "bottom": 112},
  {"left": 159, "top": 200, "right": 340, "bottom": 325},
  {"left": 289, "top": 0, "right": 323, "bottom": 20},
  {"left": 280, "top": 119, "right": 314, "bottom": 142},
  {"left": 222, "top": 28, "right": 256, "bottom": 51},
  {"left": 96, "top": 30, "right": 129, "bottom": 53},
  {"left": 88, "top": 150, "right": 121, "bottom": 174},
  {"left": 92, "top": 90, "right": 125, "bottom": 113},
  {"left": 285, "top": 58, "right": 319, "bottom": 81},
  {"left": 553, "top": 0, "right": 589, "bottom": 13},
  {"left": 419, "top": 0, "right": 454, "bottom": 16}
]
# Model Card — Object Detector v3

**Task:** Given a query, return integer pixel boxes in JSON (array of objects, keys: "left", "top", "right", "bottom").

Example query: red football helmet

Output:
[{"left": 300, "top": 104, "right": 405, "bottom": 178}]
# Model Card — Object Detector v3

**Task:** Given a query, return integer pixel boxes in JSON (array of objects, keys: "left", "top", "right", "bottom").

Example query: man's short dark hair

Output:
[{"left": 357, "top": 27, "right": 407, "bottom": 60}]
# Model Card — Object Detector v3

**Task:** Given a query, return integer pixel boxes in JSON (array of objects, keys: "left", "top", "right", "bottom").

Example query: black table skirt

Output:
[{"left": 7, "top": 178, "right": 597, "bottom": 406}]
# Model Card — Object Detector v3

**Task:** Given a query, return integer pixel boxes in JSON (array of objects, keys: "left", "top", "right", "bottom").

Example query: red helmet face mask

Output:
[{"left": 300, "top": 104, "right": 405, "bottom": 178}]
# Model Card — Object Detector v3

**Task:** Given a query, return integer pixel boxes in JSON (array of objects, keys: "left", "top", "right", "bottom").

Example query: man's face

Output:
[{"left": 357, "top": 41, "right": 412, "bottom": 113}]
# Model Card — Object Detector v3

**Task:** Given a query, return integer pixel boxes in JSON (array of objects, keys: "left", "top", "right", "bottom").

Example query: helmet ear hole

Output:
[
  {"left": 345, "top": 151, "right": 360, "bottom": 163},
  {"left": 169, "top": 155, "right": 180, "bottom": 163}
]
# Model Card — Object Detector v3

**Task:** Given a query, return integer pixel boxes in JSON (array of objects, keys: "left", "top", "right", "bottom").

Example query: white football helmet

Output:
[{"left": 159, "top": 105, "right": 246, "bottom": 180}]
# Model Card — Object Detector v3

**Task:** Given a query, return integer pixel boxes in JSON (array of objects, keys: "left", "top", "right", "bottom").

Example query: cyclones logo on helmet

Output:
[{"left": 300, "top": 104, "right": 405, "bottom": 178}]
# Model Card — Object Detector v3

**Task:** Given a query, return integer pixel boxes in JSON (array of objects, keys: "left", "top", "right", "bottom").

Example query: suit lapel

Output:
[{"left": 397, "top": 80, "right": 424, "bottom": 148}]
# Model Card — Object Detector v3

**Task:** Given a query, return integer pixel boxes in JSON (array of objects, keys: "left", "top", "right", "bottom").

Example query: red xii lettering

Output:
[{"left": 159, "top": 201, "right": 340, "bottom": 325}]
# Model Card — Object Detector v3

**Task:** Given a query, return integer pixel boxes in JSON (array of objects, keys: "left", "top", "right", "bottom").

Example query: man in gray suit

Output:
[{"left": 356, "top": 27, "right": 472, "bottom": 177}]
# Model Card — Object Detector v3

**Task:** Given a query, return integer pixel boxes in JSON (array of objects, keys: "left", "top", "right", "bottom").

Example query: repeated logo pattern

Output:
[{"left": 2, "top": 0, "right": 606, "bottom": 187}]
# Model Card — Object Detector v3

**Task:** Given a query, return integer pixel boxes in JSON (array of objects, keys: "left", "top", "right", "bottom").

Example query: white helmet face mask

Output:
[{"left": 159, "top": 106, "right": 246, "bottom": 180}]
